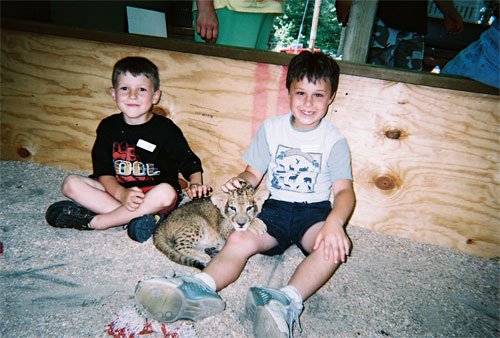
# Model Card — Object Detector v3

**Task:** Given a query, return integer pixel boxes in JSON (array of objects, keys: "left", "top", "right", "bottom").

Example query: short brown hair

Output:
[
  {"left": 112, "top": 56, "right": 160, "bottom": 91},
  {"left": 286, "top": 51, "right": 340, "bottom": 96}
]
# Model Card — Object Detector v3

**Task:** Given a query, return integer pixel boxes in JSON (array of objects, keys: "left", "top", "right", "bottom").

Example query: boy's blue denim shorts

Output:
[{"left": 257, "top": 198, "right": 332, "bottom": 256}]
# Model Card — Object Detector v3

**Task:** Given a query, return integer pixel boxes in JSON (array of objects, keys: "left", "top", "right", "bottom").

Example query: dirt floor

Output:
[{"left": 0, "top": 160, "right": 498, "bottom": 337}]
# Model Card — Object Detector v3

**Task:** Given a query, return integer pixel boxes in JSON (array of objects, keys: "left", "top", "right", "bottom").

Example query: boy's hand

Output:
[
  {"left": 221, "top": 177, "right": 245, "bottom": 192},
  {"left": 187, "top": 184, "right": 212, "bottom": 199},
  {"left": 313, "top": 220, "right": 351, "bottom": 264},
  {"left": 122, "top": 187, "right": 145, "bottom": 211}
]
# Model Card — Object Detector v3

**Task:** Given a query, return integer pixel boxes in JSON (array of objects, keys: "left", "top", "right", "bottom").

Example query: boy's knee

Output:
[
  {"left": 61, "top": 175, "right": 80, "bottom": 197},
  {"left": 225, "top": 231, "right": 252, "bottom": 248},
  {"left": 154, "top": 183, "right": 177, "bottom": 207},
  {"left": 222, "top": 232, "right": 263, "bottom": 259}
]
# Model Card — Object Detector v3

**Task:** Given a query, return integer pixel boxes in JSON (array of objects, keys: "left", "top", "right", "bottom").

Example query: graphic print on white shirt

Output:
[{"left": 271, "top": 145, "right": 321, "bottom": 193}]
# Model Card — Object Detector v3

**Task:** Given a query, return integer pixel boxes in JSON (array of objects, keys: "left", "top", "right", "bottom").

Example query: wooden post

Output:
[
  {"left": 342, "top": 0, "right": 378, "bottom": 63},
  {"left": 309, "top": 0, "right": 322, "bottom": 50}
]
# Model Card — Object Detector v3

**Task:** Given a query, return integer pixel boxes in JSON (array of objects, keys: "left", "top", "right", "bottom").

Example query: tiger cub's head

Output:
[{"left": 211, "top": 180, "right": 269, "bottom": 232}]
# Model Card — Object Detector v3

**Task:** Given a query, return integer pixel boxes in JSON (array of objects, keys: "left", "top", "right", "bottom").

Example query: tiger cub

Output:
[{"left": 153, "top": 181, "right": 269, "bottom": 269}]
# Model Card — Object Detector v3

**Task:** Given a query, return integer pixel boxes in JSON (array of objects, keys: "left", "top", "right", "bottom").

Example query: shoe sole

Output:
[
  {"left": 245, "top": 287, "right": 286, "bottom": 320},
  {"left": 253, "top": 307, "right": 288, "bottom": 338},
  {"left": 135, "top": 277, "right": 225, "bottom": 323},
  {"left": 245, "top": 288, "right": 289, "bottom": 338},
  {"left": 245, "top": 288, "right": 258, "bottom": 320}
]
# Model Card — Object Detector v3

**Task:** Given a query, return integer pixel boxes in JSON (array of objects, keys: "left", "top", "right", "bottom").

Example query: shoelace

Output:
[
  {"left": 65, "top": 205, "right": 95, "bottom": 219},
  {"left": 62, "top": 205, "right": 95, "bottom": 229},
  {"left": 286, "top": 302, "right": 303, "bottom": 338}
]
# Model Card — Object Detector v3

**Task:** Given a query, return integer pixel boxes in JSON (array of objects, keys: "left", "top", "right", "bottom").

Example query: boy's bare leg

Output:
[
  {"left": 62, "top": 175, "right": 120, "bottom": 213},
  {"left": 61, "top": 175, "right": 177, "bottom": 229},
  {"left": 288, "top": 221, "right": 342, "bottom": 300},
  {"left": 90, "top": 184, "right": 177, "bottom": 229},
  {"left": 287, "top": 243, "right": 341, "bottom": 300},
  {"left": 135, "top": 229, "right": 278, "bottom": 323},
  {"left": 245, "top": 221, "right": 343, "bottom": 338},
  {"left": 204, "top": 230, "right": 278, "bottom": 290},
  {"left": 203, "top": 220, "right": 341, "bottom": 296}
]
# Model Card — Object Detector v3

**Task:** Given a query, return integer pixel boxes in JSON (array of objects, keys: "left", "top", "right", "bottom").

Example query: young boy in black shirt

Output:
[{"left": 46, "top": 56, "right": 211, "bottom": 242}]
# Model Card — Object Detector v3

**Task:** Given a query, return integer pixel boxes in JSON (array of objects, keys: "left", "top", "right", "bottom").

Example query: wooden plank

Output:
[
  {"left": 342, "top": 0, "right": 378, "bottom": 63},
  {"left": 331, "top": 77, "right": 499, "bottom": 258},
  {"left": 1, "top": 29, "right": 498, "bottom": 258},
  {"left": 1, "top": 19, "right": 497, "bottom": 95}
]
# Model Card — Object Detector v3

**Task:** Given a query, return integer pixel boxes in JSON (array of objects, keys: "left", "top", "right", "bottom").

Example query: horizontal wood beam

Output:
[{"left": 1, "top": 18, "right": 497, "bottom": 95}]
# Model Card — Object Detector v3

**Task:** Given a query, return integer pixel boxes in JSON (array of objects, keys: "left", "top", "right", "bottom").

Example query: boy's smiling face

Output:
[
  {"left": 111, "top": 71, "right": 161, "bottom": 125},
  {"left": 288, "top": 77, "right": 335, "bottom": 131}
]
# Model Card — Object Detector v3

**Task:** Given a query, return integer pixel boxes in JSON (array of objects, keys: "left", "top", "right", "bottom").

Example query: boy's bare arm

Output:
[
  {"left": 314, "top": 179, "right": 355, "bottom": 263},
  {"left": 98, "top": 175, "right": 144, "bottom": 211},
  {"left": 221, "top": 165, "right": 264, "bottom": 192},
  {"left": 187, "top": 171, "right": 212, "bottom": 199},
  {"left": 329, "top": 179, "right": 355, "bottom": 228},
  {"left": 98, "top": 175, "right": 127, "bottom": 201}
]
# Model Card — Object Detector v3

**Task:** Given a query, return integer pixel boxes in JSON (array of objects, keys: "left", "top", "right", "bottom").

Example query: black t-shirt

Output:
[
  {"left": 90, "top": 113, "right": 202, "bottom": 194},
  {"left": 377, "top": 0, "right": 428, "bottom": 34}
]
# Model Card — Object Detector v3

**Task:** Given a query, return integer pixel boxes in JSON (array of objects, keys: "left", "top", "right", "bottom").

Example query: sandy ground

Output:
[{"left": 0, "top": 160, "right": 498, "bottom": 338}]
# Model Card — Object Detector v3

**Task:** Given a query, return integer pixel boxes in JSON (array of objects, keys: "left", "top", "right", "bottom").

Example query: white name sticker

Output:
[{"left": 137, "top": 139, "right": 156, "bottom": 152}]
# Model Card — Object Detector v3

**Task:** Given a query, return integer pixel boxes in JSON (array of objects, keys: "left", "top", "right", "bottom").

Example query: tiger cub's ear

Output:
[
  {"left": 211, "top": 192, "right": 229, "bottom": 212},
  {"left": 254, "top": 189, "right": 270, "bottom": 212}
]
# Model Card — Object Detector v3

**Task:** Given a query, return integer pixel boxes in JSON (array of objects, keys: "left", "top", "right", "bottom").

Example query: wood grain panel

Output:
[
  {"left": 1, "top": 29, "right": 498, "bottom": 257},
  {"left": 330, "top": 78, "right": 499, "bottom": 257}
]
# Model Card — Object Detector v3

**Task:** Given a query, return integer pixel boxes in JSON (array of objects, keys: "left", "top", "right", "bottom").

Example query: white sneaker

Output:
[
  {"left": 135, "top": 275, "right": 225, "bottom": 323},
  {"left": 245, "top": 287, "right": 303, "bottom": 338}
]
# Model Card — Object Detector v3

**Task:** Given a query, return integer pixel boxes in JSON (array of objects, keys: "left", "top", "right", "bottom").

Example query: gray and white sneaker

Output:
[
  {"left": 135, "top": 275, "right": 225, "bottom": 323},
  {"left": 245, "top": 287, "right": 303, "bottom": 338}
]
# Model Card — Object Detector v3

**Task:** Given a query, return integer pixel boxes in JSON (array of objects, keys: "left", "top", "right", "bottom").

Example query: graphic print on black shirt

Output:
[
  {"left": 91, "top": 113, "right": 203, "bottom": 193},
  {"left": 112, "top": 141, "right": 159, "bottom": 185}
]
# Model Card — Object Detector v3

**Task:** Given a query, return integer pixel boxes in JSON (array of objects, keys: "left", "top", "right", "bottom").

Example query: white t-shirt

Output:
[{"left": 243, "top": 113, "right": 352, "bottom": 203}]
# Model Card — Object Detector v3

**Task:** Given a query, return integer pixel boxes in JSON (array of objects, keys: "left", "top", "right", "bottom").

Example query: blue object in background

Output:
[{"left": 442, "top": 18, "right": 499, "bottom": 88}]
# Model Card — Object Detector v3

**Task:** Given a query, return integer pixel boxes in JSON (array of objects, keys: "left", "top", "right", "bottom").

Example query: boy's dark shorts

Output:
[{"left": 257, "top": 198, "right": 332, "bottom": 256}]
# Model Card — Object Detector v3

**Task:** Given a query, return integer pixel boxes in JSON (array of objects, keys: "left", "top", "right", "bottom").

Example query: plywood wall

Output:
[{"left": 1, "top": 29, "right": 498, "bottom": 258}]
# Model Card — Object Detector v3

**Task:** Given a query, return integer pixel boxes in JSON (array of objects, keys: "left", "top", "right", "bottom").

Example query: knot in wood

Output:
[
  {"left": 385, "top": 129, "right": 401, "bottom": 140},
  {"left": 375, "top": 176, "right": 396, "bottom": 190},
  {"left": 17, "top": 147, "right": 31, "bottom": 158}
]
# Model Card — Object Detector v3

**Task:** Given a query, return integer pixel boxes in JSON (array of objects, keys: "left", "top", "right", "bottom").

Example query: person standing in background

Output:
[
  {"left": 335, "top": 0, "right": 464, "bottom": 70},
  {"left": 193, "top": 0, "right": 284, "bottom": 50},
  {"left": 441, "top": 3, "right": 499, "bottom": 88}
]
